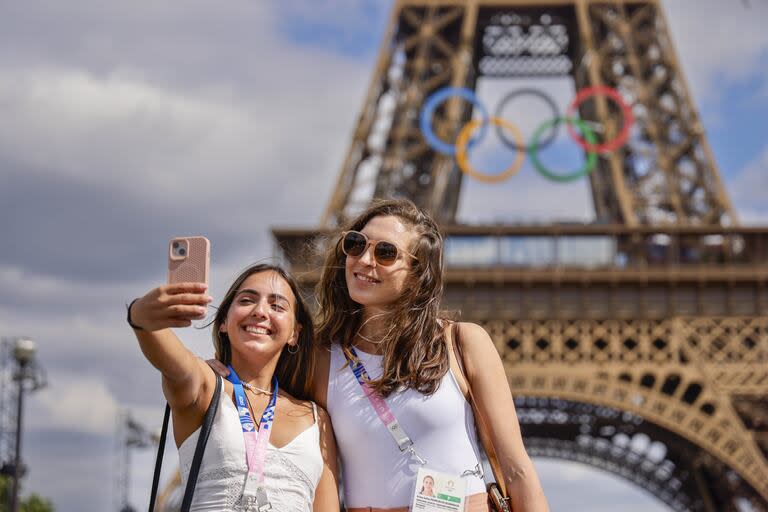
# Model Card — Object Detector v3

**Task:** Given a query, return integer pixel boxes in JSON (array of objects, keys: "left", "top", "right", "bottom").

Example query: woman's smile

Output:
[
  {"left": 241, "top": 324, "right": 273, "bottom": 336},
  {"left": 353, "top": 272, "right": 380, "bottom": 284}
]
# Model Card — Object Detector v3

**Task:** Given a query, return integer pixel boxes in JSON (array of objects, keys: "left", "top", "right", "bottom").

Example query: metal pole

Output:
[
  {"left": 124, "top": 439, "right": 131, "bottom": 512},
  {"left": 10, "top": 361, "right": 26, "bottom": 512}
]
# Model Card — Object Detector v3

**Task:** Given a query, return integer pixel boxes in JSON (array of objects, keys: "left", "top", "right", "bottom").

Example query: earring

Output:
[{"left": 287, "top": 344, "right": 299, "bottom": 355}]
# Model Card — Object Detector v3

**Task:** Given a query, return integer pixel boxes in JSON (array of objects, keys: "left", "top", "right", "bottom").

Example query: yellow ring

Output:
[{"left": 455, "top": 117, "right": 526, "bottom": 184}]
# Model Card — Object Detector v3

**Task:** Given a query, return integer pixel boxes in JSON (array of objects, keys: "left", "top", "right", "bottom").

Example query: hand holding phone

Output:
[{"left": 128, "top": 237, "right": 211, "bottom": 332}]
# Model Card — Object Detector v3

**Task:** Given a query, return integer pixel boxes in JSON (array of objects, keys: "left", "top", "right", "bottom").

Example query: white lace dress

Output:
[{"left": 178, "top": 377, "right": 324, "bottom": 511}]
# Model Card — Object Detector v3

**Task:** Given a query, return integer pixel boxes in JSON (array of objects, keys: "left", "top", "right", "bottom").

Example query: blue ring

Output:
[{"left": 419, "top": 87, "right": 489, "bottom": 156}]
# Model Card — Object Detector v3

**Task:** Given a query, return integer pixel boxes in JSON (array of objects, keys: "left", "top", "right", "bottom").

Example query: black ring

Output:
[{"left": 494, "top": 88, "right": 561, "bottom": 153}]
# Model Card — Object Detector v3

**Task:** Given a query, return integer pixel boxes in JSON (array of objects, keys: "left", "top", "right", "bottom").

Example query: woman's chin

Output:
[
  {"left": 348, "top": 291, "right": 384, "bottom": 308},
  {"left": 232, "top": 339, "right": 282, "bottom": 359}
]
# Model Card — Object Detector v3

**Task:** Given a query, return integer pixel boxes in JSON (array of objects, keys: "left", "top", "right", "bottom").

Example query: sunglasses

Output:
[{"left": 340, "top": 230, "right": 418, "bottom": 266}]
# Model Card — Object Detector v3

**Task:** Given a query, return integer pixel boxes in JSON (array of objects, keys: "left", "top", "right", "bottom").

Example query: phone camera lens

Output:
[
  {"left": 179, "top": 248, "right": 187, "bottom": 256},
  {"left": 172, "top": 242, "right": 179, "bottom": 248}
]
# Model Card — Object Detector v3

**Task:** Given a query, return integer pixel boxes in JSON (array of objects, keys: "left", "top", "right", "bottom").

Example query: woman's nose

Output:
[
  {"left": 358, "top": 243, "right": 377, "bottom": 266},
  {"left": 250, "top": 300, "right": 268, "bottom": 317}
]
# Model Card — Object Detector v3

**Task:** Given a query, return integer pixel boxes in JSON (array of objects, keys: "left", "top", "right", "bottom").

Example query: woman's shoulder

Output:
[
  {"left": 445, "top": 321, "right": 496, "bottom": 359},
  {"left": 455, "top": 321, "right": 488, "bottom": 336},
  {"left": 440, "top": 319, "right": 488, "bottom": 339}
]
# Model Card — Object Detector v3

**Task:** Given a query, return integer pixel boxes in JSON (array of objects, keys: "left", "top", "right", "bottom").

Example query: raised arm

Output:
[
  {"left": 312, "top": 405, "right": 340, "bottom": 512},
  {"left": 457, "top": 322, "right": 549, "bottom": 512},
  {"left": 129, "top": 282, "right": 213, "bottom": 411}
]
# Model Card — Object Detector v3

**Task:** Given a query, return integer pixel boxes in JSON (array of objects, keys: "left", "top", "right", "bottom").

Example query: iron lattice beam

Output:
[
  {"left": 322, "top": 3, "right": 475, "bottom": 226},
  {"left": 574, "top": 1, "right": 736, "bottom": 226}
]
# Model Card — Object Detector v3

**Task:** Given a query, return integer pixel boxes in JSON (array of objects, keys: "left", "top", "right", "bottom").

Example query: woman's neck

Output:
[
  {"left": 354, "top": 307, "right": 390, "bottom": 354},
  {"left": 229, "top": 352, "right": 280, "bottom": 392}
]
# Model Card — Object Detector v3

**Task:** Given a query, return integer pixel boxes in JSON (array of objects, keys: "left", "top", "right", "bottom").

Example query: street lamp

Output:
[
  {"left": 116, "top": 411, "right": 156, "bottom": 512},
  {"left": 10, "top": 338, "right": 45, "bottom": 512}
]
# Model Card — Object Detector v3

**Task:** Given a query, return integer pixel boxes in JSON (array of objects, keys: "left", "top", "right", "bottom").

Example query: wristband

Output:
[{"left": 126, "top": 298, "right": 145, "bottom": 331}]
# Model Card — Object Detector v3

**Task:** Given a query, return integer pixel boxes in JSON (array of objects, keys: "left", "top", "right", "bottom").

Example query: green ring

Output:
[{"left": 529, "top": 117, "right": 598, "bottom": 183}]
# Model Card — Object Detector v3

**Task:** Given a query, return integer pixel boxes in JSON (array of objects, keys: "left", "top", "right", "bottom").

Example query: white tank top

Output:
[
  {"left": 178, "top": 377, "right": 324, "bottom": 511},
  {"left": 327, "top": 344, "right": 486, "bottom": 508}
]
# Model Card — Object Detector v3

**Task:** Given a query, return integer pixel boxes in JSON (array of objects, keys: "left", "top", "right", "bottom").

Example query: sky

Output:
[{"left": 0, "top": 1, "right": 767, "bottom": 511}]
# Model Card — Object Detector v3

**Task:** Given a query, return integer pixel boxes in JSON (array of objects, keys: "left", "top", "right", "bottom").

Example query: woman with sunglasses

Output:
[
  {"left": 128, "top": 264, "right": 340, "bottom": 511},
  {"left": 309, "top": 199, "right": 548, "bottom": 512}
]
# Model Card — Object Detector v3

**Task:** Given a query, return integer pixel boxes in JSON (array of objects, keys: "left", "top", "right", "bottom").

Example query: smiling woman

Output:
[
  {"left": 127, "top": 263, "right": 340, "bottom": 512},
  {"left": 311, "top": 199, "right": 550, "bottom": 512}
]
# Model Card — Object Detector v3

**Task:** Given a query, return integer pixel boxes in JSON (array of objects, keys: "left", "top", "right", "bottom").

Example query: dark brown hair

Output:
[
  {"left": 211, "top": 263, "right": 315, "bottom": 401},
  {"left": 314, "top": 199, "right": 448, "bottom": 397}
]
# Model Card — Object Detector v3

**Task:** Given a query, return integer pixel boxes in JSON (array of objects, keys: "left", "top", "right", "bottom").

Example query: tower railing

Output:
[{"left": 273, "top": 225, "right": 768, "bottom": 280}]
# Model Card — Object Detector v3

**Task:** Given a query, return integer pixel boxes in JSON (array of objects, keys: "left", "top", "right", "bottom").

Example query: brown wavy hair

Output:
[
  {"left": 315, "top": 199, "right": 448, "bottom": 397},
  {"left": 211, "top": 263, "right": 315, "bottom": 401}
]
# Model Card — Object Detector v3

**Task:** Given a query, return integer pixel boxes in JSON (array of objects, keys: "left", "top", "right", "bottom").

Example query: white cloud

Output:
[
  {"left": 0, "top": 263, "right": 143, "bottom": 306},
  {"left": 731, "top": 144, "right": 768, "bottom": 224},
  {"left": 0, "top": 61, "right": 361, "bottom": 215},
  {"left": 0, "top": 67, "right": 255, "bottom": 185},
  {"left": 28, "top": 372, "right": 119, "bottom": 435},
  {"left": 662, "top": 0, "right": 768, "bottom": 105}
]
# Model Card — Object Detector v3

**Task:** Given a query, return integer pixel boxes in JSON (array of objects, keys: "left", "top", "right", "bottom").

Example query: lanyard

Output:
[
  {"left": 227, "top": 365, "right": 278, "bottom": 506},
  {"left": 345, "top": 347, "right": 427, "bottom": 465}
]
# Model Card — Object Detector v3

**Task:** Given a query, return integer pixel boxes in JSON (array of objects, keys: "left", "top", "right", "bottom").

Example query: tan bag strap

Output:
[{"left": 451, "top": 322, "right": 509, "bottom": 500}]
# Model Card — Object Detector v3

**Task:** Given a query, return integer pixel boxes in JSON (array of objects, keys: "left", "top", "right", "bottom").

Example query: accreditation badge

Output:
[
  {"left": 411, "top": 467, "right": 466, "bottom": 512},
  {"left": 239, "top": 474, "right": 272, "bottom": 512}
]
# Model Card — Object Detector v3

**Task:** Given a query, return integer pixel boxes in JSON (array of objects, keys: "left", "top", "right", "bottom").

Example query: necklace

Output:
[{"left": 241, "top": 381, "right": 273, "bottom": 396}]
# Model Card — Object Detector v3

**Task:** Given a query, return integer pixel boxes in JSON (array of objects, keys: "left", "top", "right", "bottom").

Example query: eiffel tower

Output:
[{"left": 273, "top": 1, "right": 768, "bottom": 510}]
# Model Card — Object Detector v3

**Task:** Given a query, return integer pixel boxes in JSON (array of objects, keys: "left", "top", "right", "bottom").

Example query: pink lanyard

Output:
[
  {"left": 345, "top": 348, "right": 427, "bottom": 465},
  {"left": 228, "top": 366, "right": 277, "bottom": 510}
]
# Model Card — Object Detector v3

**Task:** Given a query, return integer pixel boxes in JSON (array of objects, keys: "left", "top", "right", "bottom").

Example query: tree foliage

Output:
[{"left": 0, "top": 475, "right": 54, "bottom": 512}]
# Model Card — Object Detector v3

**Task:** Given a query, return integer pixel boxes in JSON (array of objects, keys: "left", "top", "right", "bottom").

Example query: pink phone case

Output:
[{"left": 168, "top": 236, "right": 210, "bottom": 285}]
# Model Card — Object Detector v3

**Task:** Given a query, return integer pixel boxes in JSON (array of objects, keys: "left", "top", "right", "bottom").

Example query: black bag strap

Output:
[
  {"left": 148, "top": 404, "right": 171, "bottom": 512},
  {"left": 181, "top": 375, "right": 222, "bottom": 510},
  {"left": 148, "top": 374, "right": 223, "bottom": 512}
]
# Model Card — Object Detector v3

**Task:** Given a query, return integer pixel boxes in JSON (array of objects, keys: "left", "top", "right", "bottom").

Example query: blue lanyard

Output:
[
  {"left": 226, "top": 365, "right": 278, "bottom": 509},
  {"left": 226, "top": 365, "right": 278, "bottom": 432}
]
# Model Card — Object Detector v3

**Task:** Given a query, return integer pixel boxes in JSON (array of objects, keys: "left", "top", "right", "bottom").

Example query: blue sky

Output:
[
  {"left": 0, "top": 1, "right": 766, "bottom": 511},
  {"left": 705, "top": 67, "right": 768, "bottom": 180}
]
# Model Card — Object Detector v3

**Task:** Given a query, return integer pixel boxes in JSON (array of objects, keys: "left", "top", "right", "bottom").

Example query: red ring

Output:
[{"left": 566, "top": 85, "right": 634, "bottom": 153}]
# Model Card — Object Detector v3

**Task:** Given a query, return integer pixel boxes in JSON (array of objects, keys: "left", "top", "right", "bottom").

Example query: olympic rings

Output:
[
  {"left": 419, "top": 85, "right": 634, "bottom": 183},
  {"left": 566, "top": 85, "right": 634, "bottom": 153},
  {"left": 455, "top": 117, "right": 526, "bottom": 184},
  {"left": 420, "top": 87, "right": 489, "bottom": 156},
  {"left": 494, "top": 88, "right": 560, "bottom": 153},
  {"left": 529, "top": 118, "right": 598, "bottom": 183}
]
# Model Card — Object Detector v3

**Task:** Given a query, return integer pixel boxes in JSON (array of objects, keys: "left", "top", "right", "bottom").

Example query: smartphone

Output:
[{"left": 167, "top": 236, "right": 210, "bottom": 286}]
